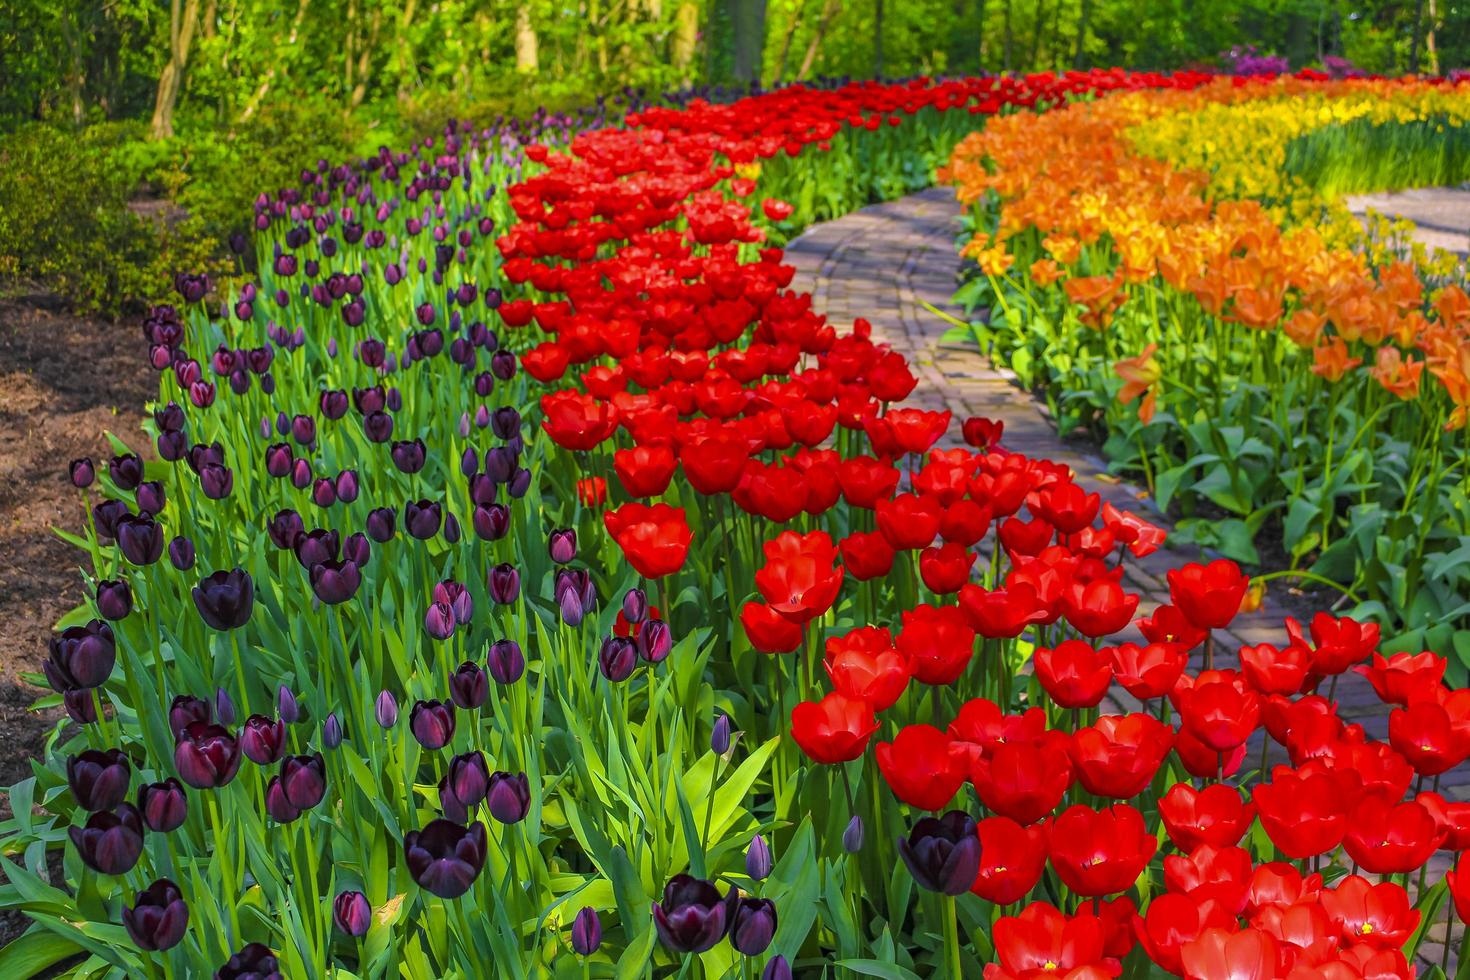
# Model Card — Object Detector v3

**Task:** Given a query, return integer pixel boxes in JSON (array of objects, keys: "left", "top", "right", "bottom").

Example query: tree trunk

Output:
[
  {"left": 350, "top": 4, "right": 382, "bottom": 107},
  {"left": 873, "top": 0, "right": 883, "bottom": 77},
  {"left": 1001, "top": 0, "right": 1013, "bottom": 71},
  {"left": 238, "top": 0, "right": 310, "bottom": 123},
  {"left": 730, "top": 0, "right": 767, "bottom": 85},
  {"left": 1027, "top": 0, "right": 1045, "bottom": 68},
  {"left": 1408, "top": 0, "right": 1426, "bottom": 73},
  {"left": 672, "top": 2, "right": 699, "bottom": 73},
  {"left": 516, "top": 3, "right": 540, "bottom": 73},
  {"left": 775, "top": 0, "right": 808, "bottom": 82},
  {"left": 1426, "top": 0, "right": 1439, "bottom": 74},
  {"left": 149, "top": 0, "right": 202, "bottom": 139},
  {"left": 797, "top": 0, "right": 841, "bottom": 79},
  {"left": 1073, "top": 0, "right": 1089, "bottom": 66},
  {"left": 976, "top": 0, "right": 987, "bottom": 68}
]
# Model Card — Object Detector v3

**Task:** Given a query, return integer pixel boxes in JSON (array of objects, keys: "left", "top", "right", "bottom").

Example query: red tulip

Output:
[
  {"left": 1174, "top": 728, "right": 1247, "bottom": 779},
  {"left": 1305, "top": 612, "right": 1380, "bottom": 676},
  {"left": 875, "top": 493, "right": 943, "bottom": 550},
  {"left": 789, "top": 693, "right": 878, "bottom": 765},
  {"left": 1239, "top": 642, "right": 1314, "bottom": 696},
  {"left": 1317, "top": 875, "right": 1418, "bottom": 949},
  {"left": 603, "top": 503, "right": 692, "bottom": 579},
  {"left": 540, "top": 391, "right": 618, "bottom": 451},
  {"left": 1068, "top": 713, "right": 1173, "bottom": 799},
  {"left": 1164, "top": 844, "right": 1253, "bottom": 915},
  {"left": 1177, "top": 672, "right": 1259, "bottom": 752},
  {"left": 679, "top": 431, "right": 750, "bottom": 495},
  {"left": 1158, "top": 783, "right": 1256, "bottom": 851},
  {"left": 1135, "top": 893, "right": 1235, "bottom": 976},
  {"left": 1047, "top": 804, "right": 1157, "bottom": 898},
  {"left": 1416, "top": 790, "right": 1470, "bottom": 850},
  {"left": 1354, "top": 650, "right": 1445, "bottom": 707},
  {"left": 1253, "top": 765, "right": 1351, "bottom": 859},
  {"left": 1341, "top": 796, "right": 1444, "bottom": 874},
  {"left": 998, "top": 515, "right": 1055, "bottom": 557},
  {"left": 939, "top": 498, "right": 992, "bottom": 546},
  {"left": 838, "top": 530, "right": 897, "bottom": 581},
  {"left": 1107, "top": 641, "right": 1187, "bottom": 700},
  {"left": 1034, "top": 640, "right": 1112, "bottom": 709},
  {"left": 1243, "top": 862, "right": 1322, "bottom": 918},
  {"left": 1387, "top": 699, "right": 1469, "bottom": 775},
  {"left": 1060, "top": 575, "right": 1139, "bottom": 639},
  {"left": 1446, "top": 852, "right": 1470, "bottom": 925},
  {"left": 1179, "top": 927, "right": 1281, "bottom": 980},
  {"left": 836, "top": 455, "right": 901, "bottom": 509},
  {"left": 740, "top": 602, "right": 804, "bottom": 654},
  {"left": 754, "top": 531, "right": 844, "bottom": 624},
  {"left": 947, "top": 700, "right": 1048, "bottom": 767},
  {"left": 1101, "top": 502, "right": 1165, "bottom": 558},
  {"left": 613, "top": 444, "right": 678, "bottom": 497},
  {"left": 970, "top": 816, "right": 1047, "bottom": 905},
  {"left": 875, "top": 725, "right": 966, "bottom": 811},
  {"left": 989, "top": 902, "right": 1110, "bottom": 978},
  {"left": 919, "top": 542, "right": 976, "bottom": 594},
  {"left": 1166, "top": 559, "right": 1248, "bottom": 630},
  {"left": 958, "top": 583, "right": 1049, "bottom": 639},
  {"left": 896, "top": 603, "right": 976, "bottom": 687},
  {"left": 1137, "top": 603, "right": 1209, "bottom": 650},
  {"left": 1032, "top": 482, "right": 1099, "bottom": 534},
  {"left": 962, "top": 416, "right": 1004, "bottom": 450},
  {"left": 823, "top": 627, "right": 910, "bottom": 710},
  {"left": 971, "top": 735, "right": 1073, "bottom": 826}
]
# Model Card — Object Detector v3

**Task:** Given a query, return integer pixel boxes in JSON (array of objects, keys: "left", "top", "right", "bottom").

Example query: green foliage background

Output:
[{"left": 1, "top": 0, "right": 1465, "bottom": 315}]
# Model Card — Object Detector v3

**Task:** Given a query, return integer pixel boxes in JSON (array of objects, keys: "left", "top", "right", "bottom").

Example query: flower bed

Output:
[
  {"left": 3, "top": 69, "right": 1470, "bottom": 980},
  {"left": 942, "top": 74, "right": 1470, "bottom": 671}
]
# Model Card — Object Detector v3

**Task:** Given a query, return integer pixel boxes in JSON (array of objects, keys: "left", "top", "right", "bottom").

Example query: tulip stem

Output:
[
  {"left": 229, "top": 630, "right": 252, "bottom": 718},
  {"left": 1441, "top": 901, "right": 1454, "bottom": 974},
  {"left": 942, "top": 894, "right": 963, "bottom": 980}
]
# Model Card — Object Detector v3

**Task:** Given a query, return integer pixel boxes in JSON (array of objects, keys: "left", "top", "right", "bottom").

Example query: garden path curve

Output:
[{"left": 785, "top": 187, "right": 1470, "bottom": 963}]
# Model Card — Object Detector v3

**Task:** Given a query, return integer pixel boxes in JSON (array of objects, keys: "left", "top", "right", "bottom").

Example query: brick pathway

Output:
[{"left": 786, "top": 187, "right": 1468, "bottom": 965}]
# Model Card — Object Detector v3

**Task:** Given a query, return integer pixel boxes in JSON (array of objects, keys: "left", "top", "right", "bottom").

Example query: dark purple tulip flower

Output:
[
  {"left": 404, "top": 819, "right": 487, "bottom": 899},
  {"left": 445, "top": 751, "right": 490, "bottom": 808},
  {"left": 484, "top": 446, "right": 515, "bottom": 483},
  {"left": 63, "top": 689, "right": 99, "bottom": 724},
  {"left": 169, "top": 536, "right": 196, "bottom": 570},
  {"left": 746, "top": 834, "right": 773, "bottom": 881},
  {"left": 265, "top": 443, "right": 293, "bottom": 478},
  {"left": 333, "top": 890, "right": 372, "bottom": 937},
  {"left": 67, "top": 748, "right": 130, "bottom": 811},
  {"left": 319, "top": 389, "right": 349, "bottom": 421},
  {"left": 199, "top": 464, "right": 234, "bottom": 500},
  {"left": 410, "top": 700, "right": 455, "bottom": 750},
  {"left": 392, "top": 439, "right": 427, "bottom": 474},
  {"left": 490, "top": 349, "right": 516, "bottom": 380},
  {"left": 366, "top": 507, "right": 396, "bottom": 542},
  {"left": 424, "top": 601, "right": 456, "bottom": 640},
  {"left": 277, "top": 685, "right": 299, "bottom": 724},
  {"left": 269, "top": 510, "right": 305, "bottom": 550},
  {"left": 434, "top": 580, "right": 473, "bottom": 625},
  {"left": 138, "top": 778, "right": 188, "bottom": 832},
  {"left": 109, "top": 453, "right": 144, "bottom": 491},
  {"left": 95, "top": 580, "right": 132, "bottom": 620},
  {"left": 215, "top": 943, "right": 284, "bottom": 980},
  {"left": 193, "top": 569, "right": 254, "bottom": 630},
  {"left": 763, "top": 955, "right": 793, "bottom": 980},
  {"left": 467, "top": 474, "right": 497, "bottom": 506},
  {"left": 363, "top": 411, "right": 394, "bottom": 443},
  {"left": 290, "top": 414, "right": 316, "bottom": 446},
  {"left": 116, "top": 513, "right": 165, "bottom": 565},
  {"left": 280, "top": 753, "right": 326, "bottom": 810},
  {"left": 215, "top": 686, "right": 236, "bottom": 726},
  {"left": 169, "top": 695, "right": 211, "bottom": 738},
  {"left": 486, "top": 771, "right": 530, "bottom": 824},
  {"left": 93, "top": 499, "right": 129, "bottom": 540},
  {"left": 45, "top": 620, "right": 115, "bottom": 691},
  {"left": 291, "top": 458, "right": 313, "bottom": 489},
  {"left": 599, "top": 636, "right": 638, "bottom": 682},
  {"left": 323, "top": 712, "right": 343, "bottom": 749},
  {"left": 711, "top": 713, "right": 733, "bottom": 755},
  {"left": 69, "top": 803, "right": 144, "bottom": 875},
  {"left": 69, "top": 458, "right": 95, "bottom": 488},
  {"left": 449, "top": 662, "right": 488, "bottom": 709},
  {"left": 157, "top": 430, "right": 187, "bottom": 461},
  {"left": 638, "top": 619, "right": 673, "bottom": 664},
  {"left": 548, "top": 528, "right": 577, "bottom": 564},
  {"left": 174, "top": 722, "right": 242, "bottom": 789},
  {"left": 897, "top": 811, "right": 981, "bottom": 896},
  {"left": 460, "top": 447, "right": 479, "bottom": 477},
  {"left": 490, "top": 407, "right": 520, "bottom": 440},
  {"left": 240, "top": 715, "right": 288, "bottom": 765},
  {"left": 487, "top": 639, "right": 524, "bottom": 684},
  {"left": 623, "top": 588, "right": 648, "bottom": 624},
  {"left": 486, "top": 563, "right": 519, "bottom": 604},
  {"left": 404, "top": 499, "right": 441, "bottom": 539},
  {"left": 375, "top": 690, "right": 399, "bottom": 729},
  {"left": 293, "top": 529, "right": 339, "bottom": 568},
  {"left": 123, "top": 878, "right": 189, "bottom": 951},
  {"left": 652, "top": 875, "right": 733, "bottom": 954},
  {"left": 472, "top": 503, "right": 510, "bottom": 541},
  {"left": 507, "top": 467, "right": 532, "bottom": 499},
  {"left": 264, "top": 776, "right": 301, "bottom": 823},
  {"left": 571, "top": 907, "right": 602, "bottom": 955},
  {"left": 137, "top": 481, "right": 166, "bottom": 515},
  {"left": 335, "top": 469, "right": 360, "bottom": 503},
  {"left": 729, "top": 897, "right": 778, "bottom": 956},
  {"left": 311, "top": 560, "right": 362, "bottom": 605},
  {"left": 343, "top": 531, "right": 371, "bottom": 567},
  {"left": 311, "top": 478, "right": 338, "bottom": 509}
]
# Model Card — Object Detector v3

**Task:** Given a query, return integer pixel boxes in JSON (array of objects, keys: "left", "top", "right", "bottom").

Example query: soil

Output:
[{"left": 0, "top": 296, "right": 153, "bottom": 945}]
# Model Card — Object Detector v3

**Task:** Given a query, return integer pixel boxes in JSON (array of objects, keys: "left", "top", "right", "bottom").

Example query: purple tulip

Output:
[
  {"left": 404, "top": 499, "right": 441, "bottom": 539},
  {"left": 240, "top": 715, "right": 288, "bottom": 765},
  {"left": 571, "top": 907, "right": 602, "bottom": 955},
  {"left": 711, "top": 713, "right": 733, "bottom": 755},
  {"left": 843, "top": 814, "right": 864, "bottom": 853},
  {"left": 311, "top": 478, "right": 338, "bottom": 508},
  {"left": 729, "top": 897, "right": 778, "bottom": 956},
  {"left": 490, "top": 407, "right": 521, "bottom": 439},
  {"left": 70, "top": 803, "right": 145, "bottom": 875},
  {"left": 746, "top": 834, "right": 773, "bottom": 881},
  {"left": 95, "top": 580, "right": 132, "bottom": 620},
  {"left": 294, "top": 529, "right": 339, "bottom": 568},
  {"left": 280, "top": 753, "right": 326, "bottom": 810},
  {"left": 410, "top": 700, "right": 455, "bottom": 750},
  {"left": 93, "top": 499, "right": 129, "bottom": 540},
  {"left": 652, "top": 875, "right": 732, "bottom": 954},
  {"left": 199, "top": 464, "right": 234, "bottom": 500},
  {"left": 599, "top": 636, "right": 638, "bottom": 682},
  {"left": 375, "top": 690, "right": 399, "bottom": 729},
  {"left": 116, "top": 513, "right": 165, "bottom": 565},
  {"left": 109, "top": 453, "right": 144, "bottom": 491},
  {"left": 392, "top": 439, "right": 427, "bottom": 473},
  {"left": 216, "top": 943, "right": 283, "bottom": 980},
  {"left": 136, "top": 778, "right": 187, "bottom": 833},
  {"left": 333, "top": 890, "right": 372, "bottom": 937},
  {"left": 323, "top": 712, "right": 343, "bottom": 749},
  {"left": 486, "top": 771, "right": 530, "bottom": 824},
  {"left": 69, "top": 457, "right": 96, "bottom": 488},
  {"left": 343, "top": 532, "right": 371, "bottom": 567},
  {"left": 319, "top": 389, "right": 349, "bottom": 420},
  {"left": 897, "top": 811, "right": 981, "bottom": 896},
  {"left": 363, "top": 410, "right": 394, "bottom": 442},
  {"left": 192, "top": 569, "right": 254, "bottom": 630},
  {"left": 424, "top": 601, "right": 456, "bottom": 640},
  {"left": 548, "top": 528, "right": 577, "bottom": 564},
  {"left": 444, "top": 751, "right": 490, "bottom": 809},
  {"left": 622, "top": 588, "right": 648, "bottom": 625},
  {"left": 472, "top": 503, "right": 510, "bottom": 540},
  {"left": 290, "top": 414, "right": 316, "bottom": 446},
  {"left": 67, "top": 748, "right": 130, "bottom": 811},
  {"left": 449, "top": 661, "right": 488, "bottom": 709},
  {"left": 215, "top": 686, "right": 236, "bottom": 726},
  {"left": 123, "top": 878, "right": 189, "bottom": 951},
  {"left": 174, "top": 722, "right": 242, "bottom": 789},
  {"left": 403, "top": 819, "right": 487, "bottom": 899},
  {"left": 277, "top": 685, "right": 300, "bottom": 724},
  {"left": 434, "top": 580, "right": 474, "bottom": 625},
  {"left": 157, "top": 430, "right": 187, "bottom": 461},
  {"left": 169, "top": 536, "right": 196, "bottom": 570},
  {"left": 265, "top": 443, "right": 294, "bottom": 478},
  {"left": 763, "top": 955, "right": 793, "bottom": 980},
  {"left": 63, "top": 689, "right": 99, "bottom": 724},
  {"left": 137, "top": 481, "right": 166, "bottom": 515},
  {"left": 168, "top": 695, "right": 211, "bottom": 738},
  {"left": 467, "top": 473, "right": 497, "bottom": 506},
  {"left": 637, "top": 619, "right": 673, "bottom": 664},
  {"left": 265, "top": 775, "right": 301, "bottom": 823},
  {"left": 310, "top": 559, "right": 362, "bottom": 605},
  {"left": 45, "top": 620, "right": 115, "bottom": 691},
  {"left": 366, "top": 507, "right": 397, "bottom": 542},
  {"left": 486, "top": 563, "right": 520, "bottom": 604},
  {"left": 291, "top": 458, "right": 313, "bottom": 489},
  {"left": 487, "top": 639, "right": 524, "bottom": 684}
]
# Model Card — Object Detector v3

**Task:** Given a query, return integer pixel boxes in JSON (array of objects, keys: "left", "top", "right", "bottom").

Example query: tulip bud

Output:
[
  {"left": 138, "top": 778, "right": 188, "bottom": 832},
  {"left": 487, "top": 640, "right": 524, "bottom": 684},
  {"left": 276, "top": 686, "right": 299, "bottom": 724},
  {"left": 571, "top": 907, "right": 602, "bottom": 955},
  {"left": 375, "top": 690, "right": 399, "bottom": 728},
  {"left": 711, "top": 713, "right": 733, "bottom": 755},
  {"left": 745, "top": 834, "right": 773, "bottom": 881},
  {"left": 95, "top": 580, "right": 133, "bottom": 620},
  {"left": 425, "top": 601, "right": 456, "bottom": 640},
  {"left": 64, "top": 689, "right": 99, "bottom": 724},
  {"left": 168, "top": 536, "right": 196, "bottom": 570},
  {"left": 136, "top": 481, "right": 166, "bottom": 515},
  {"left": 366, "top": 507, "right": 397, "bottom": 543},
  {"left": 487, "top": 563, "right": 520, "bottom": 604},
  {"left": 333, "top": 890, "right": 372, "bottom": 937},
  {"left": 548, "top": 528, "right": 577, "bottom": 564},
  {"left": 897, "top": 811, "right": 982, "bottom": 896},
  {"left": 265, "top": 776, "right": 301, "bottom": 823},
  {"left": 445, "top": 751, "right": 490, "bottom": 808},
  {"left": 763, "top": 955, "right": 793, "bottom": 980},
  {"left": 214, "top": 687, "right": 236, "bottom": 726},
  {"left": 280, "top": 753, "right": 327, "bottom": 809},
  {"left": 323, "top": 712, "right": 343, "bottom": 749},
  {"left": 622, "top": 588, "right": 648, "bottom": 625},
  {"left": 843, "top": 814, "right": 864, "bottom": 853},
  {"left": 69, "top": 458, "right": 96, "bottom": 488},
  {"left": 729, "top": 897, "right": 778, "bottom": 956},
  {"left": 168, "top": 694, "right": 210, "bottom": 738},
  {"left": 450, "top": 661, "right": 488, "bottom": 709},
  {"left": 486, "top": 771, "right": 530, "bottom": 824}
]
